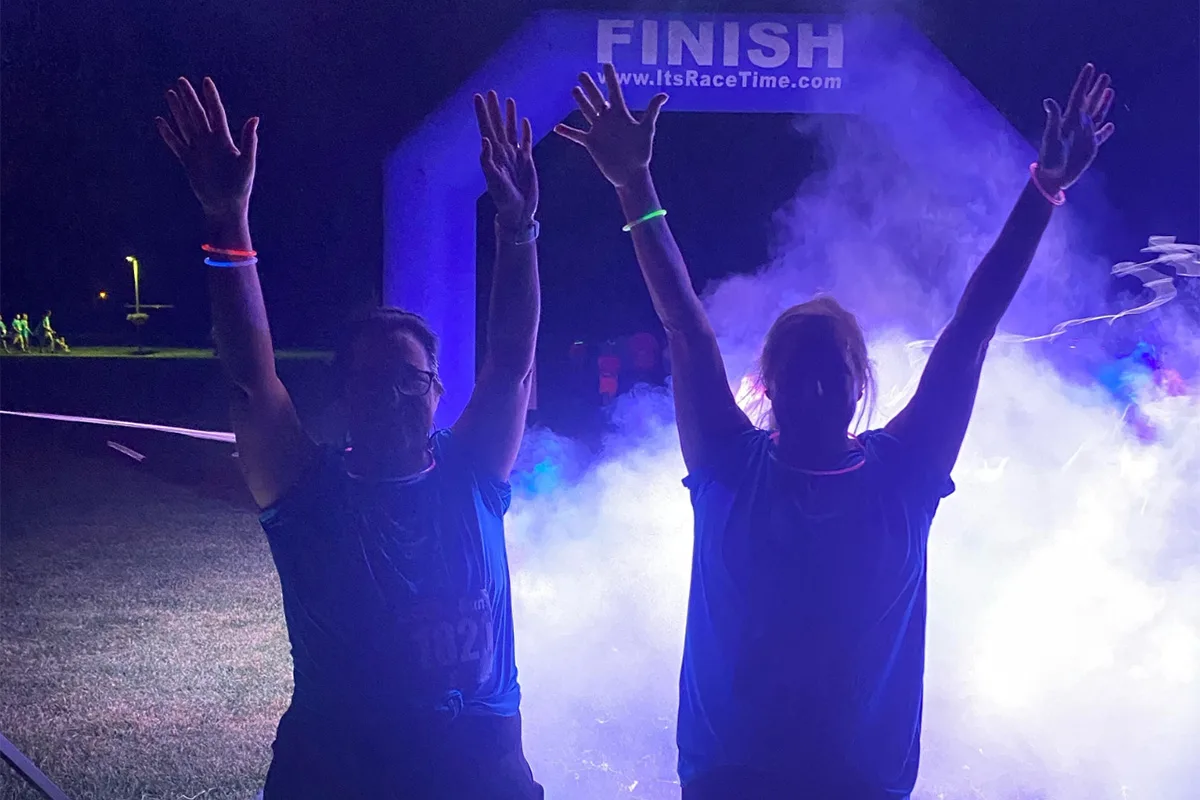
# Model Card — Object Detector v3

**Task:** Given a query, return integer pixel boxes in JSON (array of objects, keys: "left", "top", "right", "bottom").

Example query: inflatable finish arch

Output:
[{"left": 384, "top": 11, "right": 1015, "bottom": 426}]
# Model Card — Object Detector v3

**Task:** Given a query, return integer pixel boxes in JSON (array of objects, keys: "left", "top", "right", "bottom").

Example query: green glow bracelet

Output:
[{"left": 622, "top": 208, "right": 668, "bottom": 232}]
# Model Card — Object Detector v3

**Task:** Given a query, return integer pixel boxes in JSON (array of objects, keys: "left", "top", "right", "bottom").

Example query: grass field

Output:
[
  {"left": 0, "top": 348, "right": 328, "bottom": 361},
  {"left": 1, "top": 419, "right": 290, "bottom": 800}
]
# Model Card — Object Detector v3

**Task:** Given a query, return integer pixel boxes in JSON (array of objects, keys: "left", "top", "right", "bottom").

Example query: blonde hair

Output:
[{"left": 755, "top": 295, "right": 876, "bottom": 432}]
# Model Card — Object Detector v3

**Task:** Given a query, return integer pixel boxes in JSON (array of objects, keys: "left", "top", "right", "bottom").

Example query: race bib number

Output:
[{"left": 404, "top": 590, "right": 495, "bottom": 698}]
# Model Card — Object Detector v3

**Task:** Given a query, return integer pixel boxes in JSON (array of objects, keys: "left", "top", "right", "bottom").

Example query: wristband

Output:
[
  {"left": 202, "top": 244, "right": 257, "bottom": 257},
  {"left": 204, "top": 256, "right": 258, "bottom": 268},
  {"left": 496, "top": 217, "right": 540, "bottom": 246},
  {"left": 622, "top": 208, "right": 667, "bottom": 232},
  {"left": 1029, "top": 163, "right": 1066, "bottom": 206}
]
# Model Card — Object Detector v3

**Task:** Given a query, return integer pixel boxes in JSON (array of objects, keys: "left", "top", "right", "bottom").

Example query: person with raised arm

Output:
[
  {"left": 157, "top": 77, "right": 543, "bottom": 799},
  {"left": 557, "top": 63, "right": 1115, "bottom": 799}
]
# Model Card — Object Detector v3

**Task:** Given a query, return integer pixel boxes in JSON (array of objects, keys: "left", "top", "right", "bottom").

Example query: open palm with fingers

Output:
[
  {"left": 555, "top": 63, "right": 669, "bottom": 188},
  {"left": 474, "top": 91, "right": 538, "bottom": 229},
  {"left": 156, "top": 77, "right": 259, "bottom": 219},
  {"left": 1038, "top": 63, "right": 1116, "bottom": 193}
]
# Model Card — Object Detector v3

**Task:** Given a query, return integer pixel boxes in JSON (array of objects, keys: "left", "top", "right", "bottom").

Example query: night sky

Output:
[{"left": 2, "top": 0, "right": 1196, "bottom": 353}]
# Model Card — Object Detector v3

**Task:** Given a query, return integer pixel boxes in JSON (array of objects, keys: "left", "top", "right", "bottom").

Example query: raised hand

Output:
[
  {"left": 555, "top": 63, "right": 669, "bottom": 188},
  {"left": 474, "top": 91, "right": 538, "bottom": 229},
  {"left": 1038, "top": 63, "right": 1115, "bottom": 193},
  {"left": 155, "top": 77, "right": 258, "bottom": 219}
]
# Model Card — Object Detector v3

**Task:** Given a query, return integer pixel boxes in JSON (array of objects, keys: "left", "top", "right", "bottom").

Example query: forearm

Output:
[
  {"left": 484, "top": 224, "right": 540, "bottom": 378},
  {"left": 953, "top": 179, "right": 1056, "bottom": 339},
  {"left": 205, "top": 212, "right": 279, "bottom": 393},
  {"left": 615, "top": 169, "right": 711, "bottom": 337}
]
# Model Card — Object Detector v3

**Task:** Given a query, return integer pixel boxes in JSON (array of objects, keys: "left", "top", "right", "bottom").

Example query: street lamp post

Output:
[
  {"left": 124, "top": 255, "right": 150, "bottom": 354},
  {"left": 125, "top": 255, "right": 141, "bottom": 314}
]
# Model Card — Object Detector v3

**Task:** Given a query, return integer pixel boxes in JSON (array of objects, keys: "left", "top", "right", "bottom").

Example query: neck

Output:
[
  {"left": 345, "top": 437, "right": 432, "bottom": 480},
  {"left": 775, "top": 427, "right": 856, "bottom": 471}
]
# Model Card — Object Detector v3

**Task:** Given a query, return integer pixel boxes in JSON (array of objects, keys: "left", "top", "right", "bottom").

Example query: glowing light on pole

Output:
[
  {"left": 124, "top": 255, "right": 151, "bottom": 354},
  {"left": 125, "top": 255, "right": 141, "bottom": 316}
]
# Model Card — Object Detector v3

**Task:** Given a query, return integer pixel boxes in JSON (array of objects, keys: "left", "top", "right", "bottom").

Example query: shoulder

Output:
[
  {"left": 258, "top": 445, "right": 347, "bottom": 530},
  {"left": 858, "top": 428, "right": 956, "bottom": 506},
  {"left": 682, "top": 427, "right": 773, "bottom": 491},
  {"left": 429, "top": 428, "right": 471, "bottom": 474},
  {"left": 430, "top": 429, "right": 514, "bottom": 517},
  {"left": 856, "top": 428, "right": 905, "bottom": 460}
]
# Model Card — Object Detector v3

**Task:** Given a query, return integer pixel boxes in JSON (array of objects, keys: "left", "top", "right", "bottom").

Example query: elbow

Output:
[
  {"left": 659, "top": 293, "right": 711, "bottom": 338},
  {"left": 482, "top": 352, "right": 535, "bottom": 384},
  {"left": 946, "top": 313, "right": 996, "bottom": 349},
  {"left": 225, "top": 366, "right": 284, "bottom": 403},
  {"left": 484, "top": 332, "right": 538, "bottom": 379},
  {"left": 938, "top": 316, "right": 993, "bottom": 366},
  {"left": 664, "top": 318, "right": 717, "bottom": 347},
  {"left": 215, "top": 342, "right": 281, "bottom": 398},
  {"left": 221, "top": 362, "right": 255, "bottom": 396},
  {"left": 500, "top": 362, "right": 536, "bottom": 385}
]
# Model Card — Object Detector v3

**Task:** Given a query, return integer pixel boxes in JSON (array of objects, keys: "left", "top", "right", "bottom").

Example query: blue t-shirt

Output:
[
  {"left": 677, "top": 428, "right": 954, "bottom": 797},
  {"left": 259, "top": 429, "right": 521, "bottom": 726}
]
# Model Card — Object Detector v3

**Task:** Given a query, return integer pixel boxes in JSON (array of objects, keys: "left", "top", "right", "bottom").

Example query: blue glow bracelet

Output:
[{"left": 204, "top": 256, "right": 258, "bottom": 268}]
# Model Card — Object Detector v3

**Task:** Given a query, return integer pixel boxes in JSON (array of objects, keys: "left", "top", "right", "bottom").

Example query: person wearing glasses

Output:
[{"left": 156, "top": 77, "right": 543, "bottom": 799}]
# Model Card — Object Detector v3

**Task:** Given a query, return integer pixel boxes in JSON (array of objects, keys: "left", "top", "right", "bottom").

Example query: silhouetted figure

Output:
[
  {"left": 157, "top": 77, "right": 544, "bottom": 799},
  {"left": 558, "top": 62, "right": 1118, "bottom": 799},
  {"left": 39, "top": 311, "right": 57, "bottom": 351}
]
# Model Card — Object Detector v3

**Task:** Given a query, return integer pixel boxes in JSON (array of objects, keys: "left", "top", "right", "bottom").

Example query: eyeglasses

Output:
[
  {"left": 396, "top": 365, "right": 439, "bottom": 397},
  {"left": 354, "top": 363, "right": 440, "bottom": 399}
]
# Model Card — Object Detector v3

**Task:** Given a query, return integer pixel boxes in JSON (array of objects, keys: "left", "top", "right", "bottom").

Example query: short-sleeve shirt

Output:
[
  {"left": 677, "top": 428, "right": 954, "bottom": 797},
  {"left": 259, "top": 429, "right": 520, "bottom": 726}
]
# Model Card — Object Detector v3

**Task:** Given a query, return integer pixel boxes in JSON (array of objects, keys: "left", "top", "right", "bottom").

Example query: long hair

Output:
[{"left": 753, "top": 295, "right": 877, "bottom": 432}]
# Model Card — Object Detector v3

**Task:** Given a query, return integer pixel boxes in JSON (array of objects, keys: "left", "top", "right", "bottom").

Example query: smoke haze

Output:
[{"left": 508, "top": 41, "right": 1200, "bottom": 800}]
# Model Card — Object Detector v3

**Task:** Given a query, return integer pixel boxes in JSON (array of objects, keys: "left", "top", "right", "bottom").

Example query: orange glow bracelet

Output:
[{"left": 202, "top": 244, "right": 257, "bottom": 257}]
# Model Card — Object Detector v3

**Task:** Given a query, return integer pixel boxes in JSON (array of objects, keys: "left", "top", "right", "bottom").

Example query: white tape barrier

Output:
[{"left": 0, "top": 410, "right": 235, "bottom": 443}]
